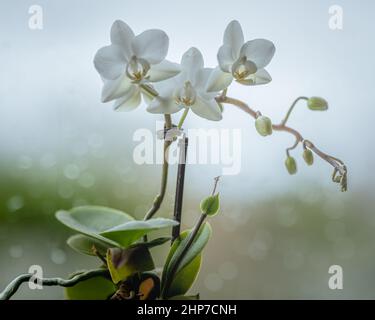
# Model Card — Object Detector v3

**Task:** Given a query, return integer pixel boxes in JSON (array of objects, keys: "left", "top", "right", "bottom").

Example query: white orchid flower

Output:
[
  {"left": 206, "top": 20, "right": 276, "bottom": 92},
  {"left": 147, "top": 47, "right": 223, "bottom": 121},
  {"left": 94, "top": 20, "right": 180, "bottom": 111}
]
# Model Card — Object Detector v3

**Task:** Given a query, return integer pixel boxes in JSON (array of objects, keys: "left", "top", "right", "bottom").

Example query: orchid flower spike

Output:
[
  {"left": 147, "top": 47, "right": 223, "bottom": 121},
  {"left": 94, "top": 20, "right": 180, "bottom": 111},
  {"left": 206, "top": 20, "right": 276, "bottom": 92}
]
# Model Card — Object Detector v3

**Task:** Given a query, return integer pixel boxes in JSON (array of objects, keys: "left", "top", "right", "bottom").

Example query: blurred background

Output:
[{"left": 0, "top": 0, "right": 374, "bottom": 299}]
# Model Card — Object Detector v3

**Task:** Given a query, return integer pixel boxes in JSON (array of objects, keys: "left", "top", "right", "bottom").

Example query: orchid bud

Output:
[
  {"left": 307, "top": 97, "right": 328, "bottom": 111},
  {"left": 303, "top": 149, "right": 314, "bottom": 166},
  {"left": 255, "top": 116, "right": 273, "bottom": 136},
  {"left": 200, "top": 193, "right": 220, "bottom": 217},
  {"left": 285, "top": 156, "right": 297, "bottom": 175}
]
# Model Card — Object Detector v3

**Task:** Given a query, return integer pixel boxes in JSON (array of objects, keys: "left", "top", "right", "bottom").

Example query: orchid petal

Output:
[
  {"left": 205, "top": 67, "right": 233, "bottom": 93},
  {"left": 147, "top": 60, "right": 181, "bottom": 82},
  {"left": 110, "top": 20, "right": 134, "bottom": 60},
  {"left": 152, "top": 76, "right": 179, "bottom": 95},
  {"left": 237, "top": 68, "right": 272, "bottom": 86},
  {"left": 223, "top": 20, "right": 244, "bottom": 58},
  {"left": 113, "top": 86, "right": 141, "bottom": 111},
  {"left": 199, "top": 90, "right": 218, "bottom": 101},
  {"left": 217, "top": 45, "right": 235, "bottom": 73},
  {"left": 240, "top": 39, "right": 275, "bottom": 69},
  {"left": 190, "top": 95, "right": 222, "bottom": 121},
  {"left": 94, "top": 45, "right": 127, "bottom": 80},
  {"left": 141, "top": 91, "right": 153, "bottom": 105},
  {"left": 132, "top": 29, "right": 169, "bottom": 64},
  {"left": 101, "top": 74, "right": 133, "bottom": 102},
  {"left": 147, "top": 96, "right": 183, "bottom": 114},
  {"left": 194, "top": 68, "right": 213, "bottom": 90},
  {"left": 181, "top": 47, "right": 204, "bottom": 81}
]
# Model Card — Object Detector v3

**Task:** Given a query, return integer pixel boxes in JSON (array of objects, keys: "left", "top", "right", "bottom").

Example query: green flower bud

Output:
[
  {"left": 307, "top": 97, "right": 328, "bottom": 111},
  {"left": 303, "top": 149, "right": 314, "bottom": 166},
  {"left": 255, "top": 116, "right": 273, "bottom": 136},
  {"left": 285, "top": 156, "right": 297, "bottom": 175},
  {"left": 200, "top": 193, "right": 220, "bottom": 216}
]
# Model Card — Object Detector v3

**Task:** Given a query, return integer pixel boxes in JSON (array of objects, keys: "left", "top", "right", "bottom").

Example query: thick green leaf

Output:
[
  {"left": 162, "top": 230, "right": 203, "bottom": 298},
  {"left": 100, "top": 218, "right": 179, "bottom": 248},
  {"left": 107, "top": 246, "right": 155, "bottom": 284},
  {"left": 56, "top": 206, "right": 134, "bottom": 246},
  {"left": 130, "top": 237, "right": 171, "bottom": 250},
  {"left": 162, "top": 223, "right": 211, "bottom": 297},
  {"left": 167, "top": 254, "right": 201, "bottom": 298},
  {"left": 166, "top": 223, "right": 211, "bottom": 276},
  {"left": 65, "top": 275, "right": 116, "bottom": 300},
  {"left": 67, "top": 234, "right": 111, "bottom": 256}
]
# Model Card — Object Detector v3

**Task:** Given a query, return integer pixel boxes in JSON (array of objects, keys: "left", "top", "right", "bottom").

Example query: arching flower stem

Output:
[{"left": 216, "top": 94, "right": 347, "bottom": 191}]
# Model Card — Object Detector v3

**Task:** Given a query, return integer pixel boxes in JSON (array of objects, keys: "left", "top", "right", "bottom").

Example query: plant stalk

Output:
[
  {"left": 216, "top": 95, "right": 347, "bottom": 182},
  {"left": 177, "top": 108, "right": 189, "bottom": 129},
  {"left": 281, "top": 96, "right": 308, "bottom": 125},
  {"left": 0, "top": 268, "right": 109, "bottom": 300},
  {"left": 171, "top": 136, "right": 188, "bottom": 243},
  {"left": 143, "top": 114, "right": 173, "bottom": 221}
]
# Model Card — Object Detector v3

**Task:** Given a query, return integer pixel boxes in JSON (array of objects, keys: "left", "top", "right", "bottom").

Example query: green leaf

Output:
[
  {"left": 200, "top": 194, "right": 220, "bottom": 216},
  {"left": 162, "top": 223, "right": 211, "bottom": 298},
  {"left": 130, "top": 237, "right": 171, "bottom": 250},
  {"left": 67, "top": 234, "right": 111, "bottom": 256},
  {"left": 107, "top": 246, "right": 155, "bottom": 284},
  {"left": 162, "top": 229, "right": 203, "bottom": 298},
  {"left": 100, "top": 218, "right": 179, "bottom": 248},
  {"left": 65, "top": 274, "right": 116, "bottom": 300},
  {"left": 56, "top": 206, "right": 134, "bottom": 246},
  {"left": 167, "top": 254, "right": 201, "bottom": 298}
]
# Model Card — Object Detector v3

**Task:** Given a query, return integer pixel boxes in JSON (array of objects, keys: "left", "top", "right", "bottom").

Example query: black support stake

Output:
[{"left": 171, "top": 136, "right": 188, "bottom": 243}]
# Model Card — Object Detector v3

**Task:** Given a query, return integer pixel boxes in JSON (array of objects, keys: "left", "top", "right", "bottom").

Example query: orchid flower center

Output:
[
  {"left": 174, "top": 81, "right": 197, "bottom": 107},
  {"left": 126, "top": 56, "right": 150, "bottom": 82},
  {"left": 231, "top": 56, "right": 257, "bottom": 81}
]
